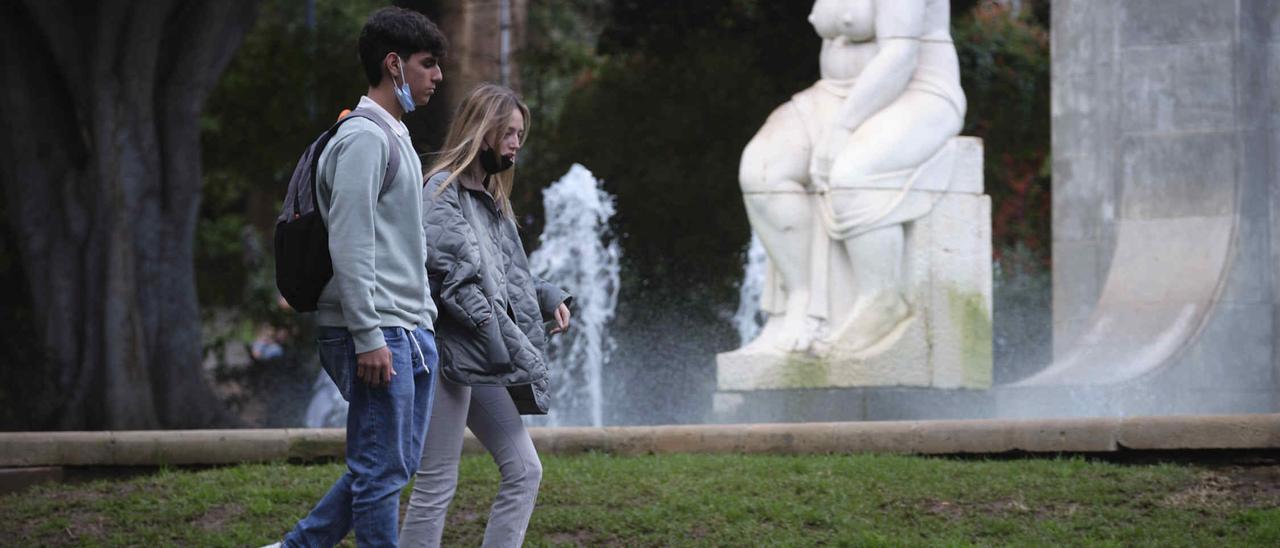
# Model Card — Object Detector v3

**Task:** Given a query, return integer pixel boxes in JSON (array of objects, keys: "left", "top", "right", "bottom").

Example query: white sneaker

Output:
[{"left": 257, "top": 543, "right": 282, "bottom": 548}]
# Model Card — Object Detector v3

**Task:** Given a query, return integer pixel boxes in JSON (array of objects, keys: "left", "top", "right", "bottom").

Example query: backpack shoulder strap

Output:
[{"left": 343, "top": 108, "right": 403, "bottom": 201}]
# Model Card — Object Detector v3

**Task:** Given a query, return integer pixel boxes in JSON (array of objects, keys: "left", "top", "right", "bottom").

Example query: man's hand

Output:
[
  {"left": 356, "top": 346, "right": 395, "bottom": 387},
  {"left": 549, "top": 303, "right": 571, "bottom": 335}
]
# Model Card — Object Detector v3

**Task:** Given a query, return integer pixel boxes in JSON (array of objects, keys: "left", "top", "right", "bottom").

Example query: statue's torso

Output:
[
  {"left": 810, "top": 0, "right": 964, "bottom": 115},
  {"left": 810, "top": 0, "right": 875, "bottom": 42},
  {"left": 812, "top": 0, "right": 878, "bottom": 80}
]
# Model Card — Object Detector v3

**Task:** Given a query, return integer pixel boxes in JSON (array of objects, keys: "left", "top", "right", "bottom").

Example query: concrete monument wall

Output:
[{"left": 1025, "top": 0, "right": 1279, "bottom": 416}]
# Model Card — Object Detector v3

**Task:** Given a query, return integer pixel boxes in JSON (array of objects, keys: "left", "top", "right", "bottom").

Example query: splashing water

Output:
[
  {"left": 527, "top": 164, "right": 621, "bottom": 427},
  {"left": 731, "top": 233, "right": 768, "bottom": 346}
]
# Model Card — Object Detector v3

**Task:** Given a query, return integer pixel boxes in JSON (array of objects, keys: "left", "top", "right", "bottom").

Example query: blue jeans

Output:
[{"left": 284, "top": 326, "right": 438, "bottom": 548}]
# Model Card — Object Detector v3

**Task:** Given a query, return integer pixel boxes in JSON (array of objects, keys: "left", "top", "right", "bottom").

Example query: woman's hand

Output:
[{"left": 549, "top": 302, "right": 571, "bottom": 335}]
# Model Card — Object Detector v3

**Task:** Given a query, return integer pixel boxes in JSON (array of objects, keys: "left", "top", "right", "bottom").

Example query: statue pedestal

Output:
[{"left": 718, "top": 137, "right": 992, "bottom": 392}]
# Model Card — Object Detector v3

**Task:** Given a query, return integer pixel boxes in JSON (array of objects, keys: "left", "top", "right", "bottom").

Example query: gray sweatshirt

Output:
[{"left": 314, "top": 97, "right": 437, "bottom": 353}]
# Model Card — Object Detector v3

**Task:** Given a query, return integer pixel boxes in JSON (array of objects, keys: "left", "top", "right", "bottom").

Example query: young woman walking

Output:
[{"left": 400, "top": 83, "right": 571, "bottom": 548}]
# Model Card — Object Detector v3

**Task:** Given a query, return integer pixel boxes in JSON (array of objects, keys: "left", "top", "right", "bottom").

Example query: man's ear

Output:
[{"left": 384, "top": 52, "right": 400, "bottom": 80}]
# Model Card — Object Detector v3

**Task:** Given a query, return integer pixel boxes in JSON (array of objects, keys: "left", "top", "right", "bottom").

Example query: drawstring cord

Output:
[{"left": 405, "top": 327, "right": 429, "bottom": 374}]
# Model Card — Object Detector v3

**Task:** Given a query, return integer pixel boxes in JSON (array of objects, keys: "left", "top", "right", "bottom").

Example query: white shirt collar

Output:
[{"left": 357, "top": 96, "right": 409, "bottom": 137}]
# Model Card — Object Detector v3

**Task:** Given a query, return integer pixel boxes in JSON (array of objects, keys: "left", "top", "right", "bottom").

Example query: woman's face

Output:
[{"left": 491, "top": 107, "right": 525, "bottom": 163}]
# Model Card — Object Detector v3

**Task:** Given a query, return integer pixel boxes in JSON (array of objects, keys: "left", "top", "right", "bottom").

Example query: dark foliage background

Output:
[{"left": 518, "top": 0, "right": 821, "bottom": 317}]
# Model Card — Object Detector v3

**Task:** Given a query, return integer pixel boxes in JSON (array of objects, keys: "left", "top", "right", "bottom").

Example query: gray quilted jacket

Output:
[{"left": 423, "top": 170, "right": 571, "bottom": 415}]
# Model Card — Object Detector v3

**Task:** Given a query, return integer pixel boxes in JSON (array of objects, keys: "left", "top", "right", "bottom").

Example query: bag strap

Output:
[
  {"left": 343, "top": 107, "right": 402, "bottom": 200},
  {"left": 304, "top": 107, "right": 405, "bottom": 213}
]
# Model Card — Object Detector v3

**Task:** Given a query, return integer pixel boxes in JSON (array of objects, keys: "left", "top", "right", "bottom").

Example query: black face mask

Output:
[{"left": 479, "top": 147, "right": 514, "bottom": 174}]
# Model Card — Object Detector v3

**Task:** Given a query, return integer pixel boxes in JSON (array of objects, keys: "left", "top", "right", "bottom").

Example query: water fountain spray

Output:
[
  {"left": 528, "top": 164, "right": 621, "bottom": 427},
  {"left": 731, "top": 233, "right": 768, "bottom": 347}
]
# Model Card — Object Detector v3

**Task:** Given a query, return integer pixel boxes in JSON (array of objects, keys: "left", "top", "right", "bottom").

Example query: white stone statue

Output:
[
  {"left": 719, "top": 0, "right": 991, "bottom": 394},
  {"left": 739, "top": 0, "right": 966, "bottom": 355}
]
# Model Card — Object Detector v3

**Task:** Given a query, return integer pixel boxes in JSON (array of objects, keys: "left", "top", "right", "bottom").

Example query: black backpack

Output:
[{"left": 274, "top": 108, "right": 402, "bottom": 312}]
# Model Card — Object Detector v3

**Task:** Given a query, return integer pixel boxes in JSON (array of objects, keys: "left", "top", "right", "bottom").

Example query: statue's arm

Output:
[{"left": 833, "top": 0, "right": 925, "bottom": 132}]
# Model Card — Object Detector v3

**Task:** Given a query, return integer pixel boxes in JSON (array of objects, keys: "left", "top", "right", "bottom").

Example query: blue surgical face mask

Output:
[{"left": 392, "top": 55, "right": 415, "bottom": 113}]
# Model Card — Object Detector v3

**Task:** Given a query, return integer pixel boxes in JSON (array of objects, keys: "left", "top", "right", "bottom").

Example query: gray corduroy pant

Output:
[{"left": 399, "top": 376, "right": 542, "bottom": 548}]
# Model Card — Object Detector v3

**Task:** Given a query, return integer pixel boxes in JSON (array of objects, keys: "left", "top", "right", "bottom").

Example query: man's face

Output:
[{"left": 397, "top": 51, "right": 443, "bottom": 106}]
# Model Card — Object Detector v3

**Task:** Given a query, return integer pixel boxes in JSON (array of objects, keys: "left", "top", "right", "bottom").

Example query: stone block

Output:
[
  {"left": 710, "top": 392, "right": 747, "bottom": 422},
  {"left": 1119, "top": 0, "right": 1235, "bottom": 47},
  {"left": 946, "top": 137, "right": 984, "bottom": 194},
  {"left": 925, "top": 193, "right": 993, "bottom": 388},
  {"left": 1241, "top": 0, "right": 1280, "bottom": 42},
  {"left": 1268, "top": 43, "right": 1280, "bottom": 129},
  {"left": 1032, "top": 215, "right": 1236, "bottom": 388},
  {"left": 286, "top": 428, "right": 344, "bottom": 461},
  {"left": 0, "top": 433, "right": 110, "bottom": 467},
  {"left": 717, "top": 186, "right": 992, "bottom": 391},
  {"left": 530, "top": 427, "right": 608, "bottom": 455},
  {"left": 1238, "top": 129, "right": 1273, "bottom": 220},
  {"left": 2, "top": 417, "right": 1278, "bottom": 466},
  {"left": 733, "top": 423, "right": 809, "bottom": 454},
  {"left": 829, "top": 421, "right": 923, "bottom": 454},
  {"left": 1052, "top": 65, "right": 1118, "bottom": 158},
  {"left": 652, "top": 425, "right": 744, "bottom": 454},
  {"left": 1040, "top": 301, "right": 1208, "bottom": 386},
  {"left": 1165, "top": 302, "right": 1273, "bottom": 391},
  {"left": 710, "top": 385, "right": 997, "bottom": 424},
  {"left": 1052, "top": 154, "right": 1112, "bottom": 242},
  {"left": 1116, "top": 414, "right": 1280, "bottom": 450},
  {"left": 109, "top": 429, "right": 290, "bottom": 466},
  {"left": 1004, "top": 418, "right": 1120, "bottom": 453},
  {"left": 1219, "top": 202, "right": 1271, "bottom": 305},
  {"left": 860, "top": 388, "right": 993, "bottom": 421},
  {"left": 1051, "top": 238, "right": 1102, "bottom": 352},
  {"left": 603, "top": 426, "right": 659, "bottom": 455},
  {"left": 1238, "top": 39, "right": 1278, "bottom": 131},
  {"left": 1120, "top": 42, "right": 1235, "bottom": 133},
  {"left": 1052, "top": 0, "right": 1118, "bottom": 75},
  {"left": 1273, "top": 129, "right": 1280, "bottom": 301},
  {"left": 719, "top": 137, "right": 991, "bottom": 392},
  {"left": 717, "top": 341, "right": 922, "bottom": 391},
  {"left": 1124, "top": 388, "right": 1279, "bottom": 417},
  {"left": 1120, "top": 132, "right": 1236, "bottom": 220},
  {"left": 1099, "top": 216, "right": 1233, "bottom": 305},
  {"left": 995, "top": 384, "right": 1127, "bottom": 418}
]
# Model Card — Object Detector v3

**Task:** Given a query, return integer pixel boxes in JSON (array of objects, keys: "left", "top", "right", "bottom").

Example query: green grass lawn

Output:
[{"left": 2, "top": 453, "right": 1277, "bottom": 546}]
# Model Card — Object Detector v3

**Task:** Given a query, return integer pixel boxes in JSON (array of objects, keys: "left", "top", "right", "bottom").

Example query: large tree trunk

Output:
[{"left": 0, "top": 1, "right": 258, "bottom": 429}]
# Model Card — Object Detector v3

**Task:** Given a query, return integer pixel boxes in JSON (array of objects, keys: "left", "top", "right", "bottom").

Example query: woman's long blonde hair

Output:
[{"left": 427, "top": 83, "right": 531, "bottom": 219}]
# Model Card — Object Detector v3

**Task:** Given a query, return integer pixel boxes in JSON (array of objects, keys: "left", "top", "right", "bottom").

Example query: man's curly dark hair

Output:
[{"left": 358, "top": 6, "right": 448, "bottom": 86}]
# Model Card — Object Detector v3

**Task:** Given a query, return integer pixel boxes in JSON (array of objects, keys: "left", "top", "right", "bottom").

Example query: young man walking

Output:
[{"left": 273, "top": 7, "right": 446, "bottom": 547}]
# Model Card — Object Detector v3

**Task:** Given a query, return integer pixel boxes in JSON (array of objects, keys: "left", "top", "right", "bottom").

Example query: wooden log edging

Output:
[{"left": 1, "top": 414, "right": 1277, "bottom": 468}]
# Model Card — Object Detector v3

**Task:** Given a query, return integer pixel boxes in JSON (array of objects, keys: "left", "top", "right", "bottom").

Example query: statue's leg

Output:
[
  {"left": 822, "top": 91, "right": 962, "bottom": 352},
  {"left": 831, "top": 220, "right": 913, "bottom": 352},
  {"left": 739, "top": 102, "right": 818, "bottom": 352}
]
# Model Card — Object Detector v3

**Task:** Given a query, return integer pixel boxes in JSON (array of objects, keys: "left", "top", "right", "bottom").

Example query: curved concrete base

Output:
[
  {"left": 1047, "top": 0, "right": 1279, "bottom": 416},
  {"left": 1, "top": 414, "right": 1276, "bottom": 467}
]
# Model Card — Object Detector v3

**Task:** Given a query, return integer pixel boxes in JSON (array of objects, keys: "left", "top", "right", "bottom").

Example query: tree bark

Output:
[{"left": 0, "top": 0, "right": 259, "bottom": 429}]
